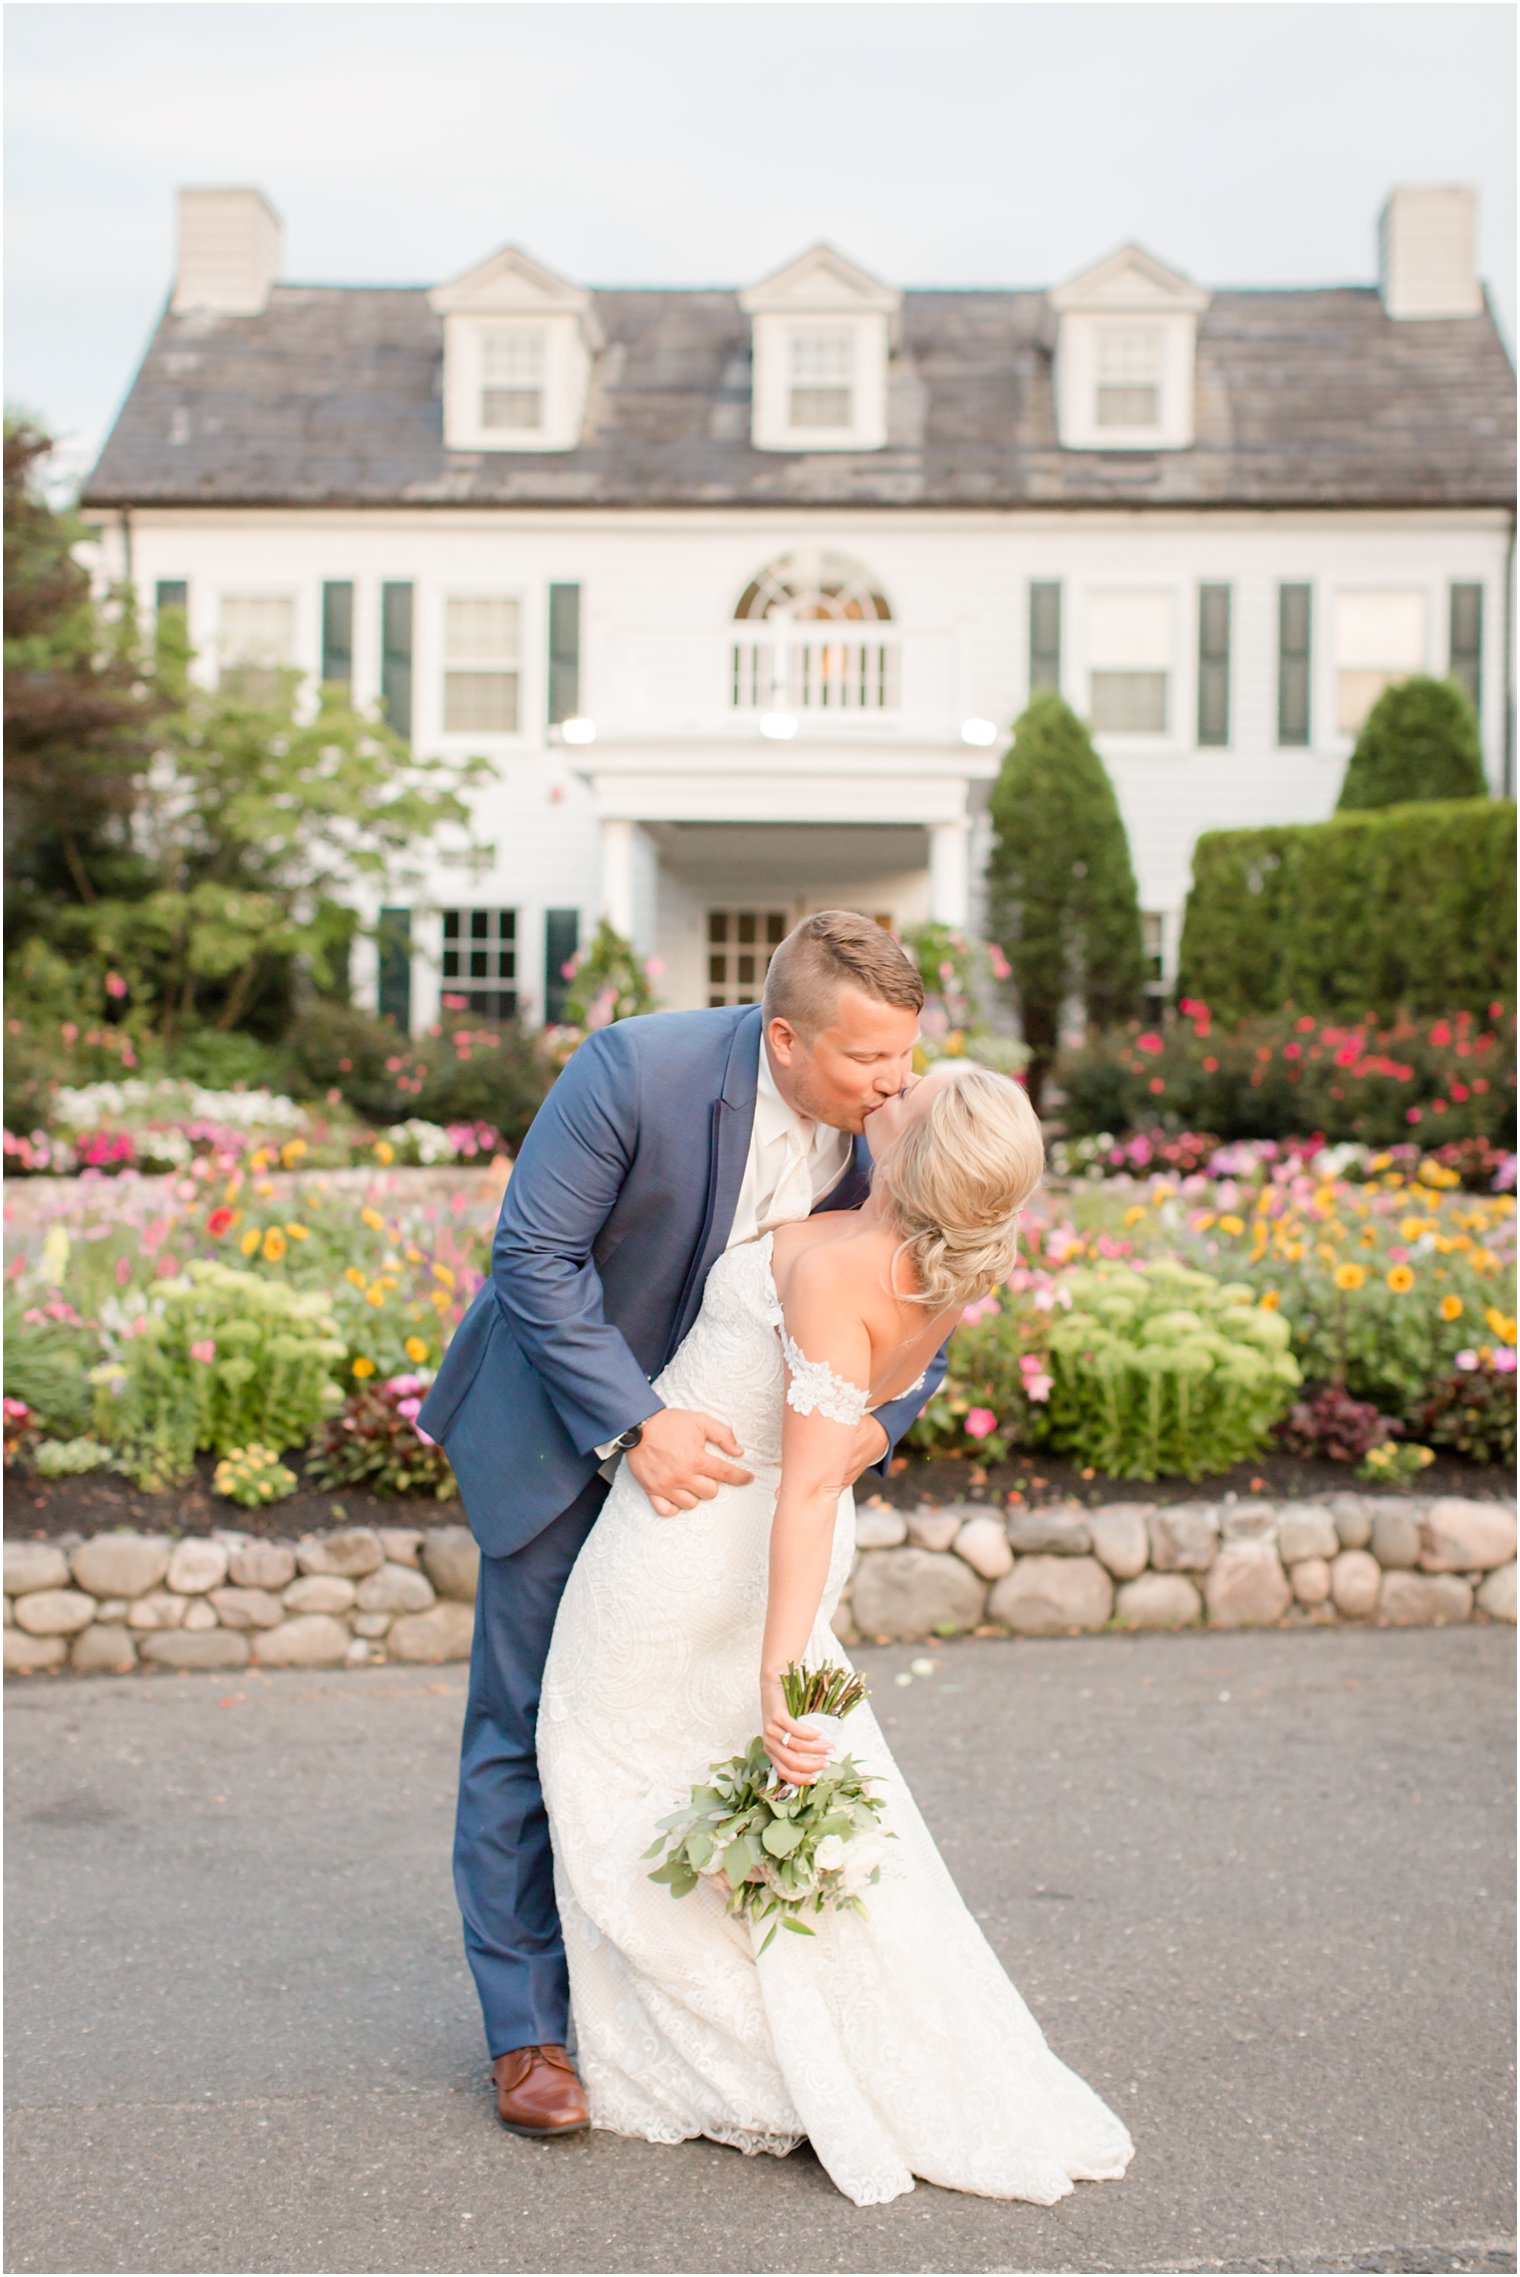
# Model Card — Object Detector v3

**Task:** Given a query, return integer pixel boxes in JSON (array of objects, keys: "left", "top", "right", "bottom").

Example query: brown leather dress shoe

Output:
[{"left": 492, "top": 2043, "right": 590, "bottom": 2137}]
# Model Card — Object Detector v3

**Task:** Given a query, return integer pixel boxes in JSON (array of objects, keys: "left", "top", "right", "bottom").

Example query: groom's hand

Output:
[{"left": 627, "top": 1408, "right": 753, "bottom": 1517}]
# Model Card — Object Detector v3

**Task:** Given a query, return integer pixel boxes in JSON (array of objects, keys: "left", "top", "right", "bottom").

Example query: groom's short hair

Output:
[{"left": 763, "top": 910, "right": 925, "bottom": 1039}]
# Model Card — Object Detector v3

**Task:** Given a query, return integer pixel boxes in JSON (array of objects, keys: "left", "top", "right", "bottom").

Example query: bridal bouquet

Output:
[{"left": 644, "top": 1662, "right": 893, "bottom": 1954}]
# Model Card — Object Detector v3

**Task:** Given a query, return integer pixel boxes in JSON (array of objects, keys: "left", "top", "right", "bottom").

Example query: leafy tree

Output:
[
  {"left": 1336, "top": 675, "right": 1487, "bottom": 811},
  {"left": 59, "top": 616, "right": 497, "bottom": 1044},
  {"left": 984, "top": 691, "right": 1147, "bottom": 1111},
  {"left": 3, "top": 418, "right": 162, "bottom": 932}
]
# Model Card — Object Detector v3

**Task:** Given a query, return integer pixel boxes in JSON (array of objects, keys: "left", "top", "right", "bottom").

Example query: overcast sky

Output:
[{"left": 6, "top": 0, "right": 1515, "bottom": 487}]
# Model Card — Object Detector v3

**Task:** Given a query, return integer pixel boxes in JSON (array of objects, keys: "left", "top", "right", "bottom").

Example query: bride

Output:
[{"left": 537, "top": 1059, "right": 1136, "bottom": 2208}]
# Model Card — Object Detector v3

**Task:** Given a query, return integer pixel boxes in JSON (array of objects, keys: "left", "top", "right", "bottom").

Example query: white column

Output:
[
  {"left": 600, "top": 816, "right": 636, "bottom": 939},
  {"left": 928, "top": 819, "right": 971, "bottom": 928}
]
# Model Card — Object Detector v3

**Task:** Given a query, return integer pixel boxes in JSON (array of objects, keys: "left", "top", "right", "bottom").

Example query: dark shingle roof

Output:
[{"left": 82, "top": 281, "right": 1516, "bottom": 511}]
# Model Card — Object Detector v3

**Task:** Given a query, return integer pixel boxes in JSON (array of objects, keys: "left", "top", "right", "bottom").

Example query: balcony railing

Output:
[{"left": 729, "top": 626, "right": 901, "bottom": 714}]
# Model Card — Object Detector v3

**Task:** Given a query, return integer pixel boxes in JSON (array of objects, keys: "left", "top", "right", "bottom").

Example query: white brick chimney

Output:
[
  {"left": 1377, "top": 186, "right": 1481, "bottom": 320},
  {"left": 172, "top": 187, "right": 281, "bottom": 316}
]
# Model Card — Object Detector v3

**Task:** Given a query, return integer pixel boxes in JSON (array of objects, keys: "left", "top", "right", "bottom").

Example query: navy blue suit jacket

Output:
[{"left": 417, "top": 1004, "right": 948, "bottom": 1559}]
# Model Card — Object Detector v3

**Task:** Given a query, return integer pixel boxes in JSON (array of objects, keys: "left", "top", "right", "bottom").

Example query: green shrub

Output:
[
  {"left": 306, "top": 1379, "right": 458, "bottom": 1500},
  {"left": 1336, "top": 676, "right": 1487, "bottom": 812},
  {"left": 412, "top": 1021, "right": 551, "bottom": 1148},
  {"left": 1411, "top": 1362, "right": 1517, "bottom": 1467},
  {"left": 281, "top": 1000, "right": 411, "bottom": 1122},
  {"left": 2, "top": 1299, "right": 95, "bottom": 1438},
  {"left": 1178, "top": 801, "right": 1515, "bottom": 1023},
  {"left": 94, "top": 1261, "right": 347, "bottom": 1490},
  {"left": 1055, "top": 1005, "right": 1515, "bottom": 1150},
  {"left": 985, "top": 693, "right": 1146, "bottom": 1108},
  {"left": 32, "top": 1437, "right": 117, "bottom": 1477},
  {"left": 1035, "top": 1260, "right": 1301, "bottom": 1480},
  {"left": 559, "top": 921, "right": 660, "bottom": 1029},
  {"left": 213, "top": 1445, "right": 299, "bottom": 1507}
]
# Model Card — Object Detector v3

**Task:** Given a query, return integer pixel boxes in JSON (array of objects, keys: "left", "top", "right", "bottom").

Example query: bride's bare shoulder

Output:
[{"left": 782, "top": 1222, "right": 905, "bottom": 1330}]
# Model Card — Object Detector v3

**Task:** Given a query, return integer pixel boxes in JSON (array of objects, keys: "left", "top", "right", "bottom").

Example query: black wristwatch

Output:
[{"left": 609, "top": 1423, "right": 645, "bottom": 1454}]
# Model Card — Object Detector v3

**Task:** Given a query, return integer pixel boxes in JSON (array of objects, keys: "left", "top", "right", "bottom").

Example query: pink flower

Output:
[
  {"left": 1492, "top": 1348, "right": 1517, "bottom": 1374},
  {"left": 1455, "top": 1349, "right": 1480, "bottom": 1371},
  {"left": 961, "top": 1294, "right": 1001, "bottom": 1325},
  {"left": 383, "top": 1373, "right": 426, "bottom": 1397},
  {"left": 964, "top": 1408, "right": 998, "bottom": 1440},
  {"left": 189, "top": 1339, "right": 216, "bottom": 1364},
  {"left": 988, "top": 945, "right": 1011, "bottom": 981},
  {"left": 1137, "top": 1032, "right": 1164, "bottom": 1055},
  {"left": 396, "top": 1397, "right": 423, "bottom": 1421},
  {"left": 104, "top": 971, "right": 128, "bottom": 999},
  {"left": 1021, "top": 1370, "right": 1053, "bottom": 1404},
  {"left": 414, "top": 1421, "right": 437, "bottom": 1447},
  {"left": 645, "top": 956, "right": 665, "bottom": 978},
  {"left": 60, "top": 1022, "right": 78, "bottom": 1046},
  {"left": 114, "top": 1256, "right": 131, "bottom": 1286},
  {"left": 442, "top": 993, "right": 467, "bottom": 1011}
]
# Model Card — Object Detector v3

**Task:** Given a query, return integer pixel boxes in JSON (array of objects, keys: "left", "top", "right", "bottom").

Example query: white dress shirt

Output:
[{"left": 596, "top": 1036, "right": 853, "bottom": 1458}]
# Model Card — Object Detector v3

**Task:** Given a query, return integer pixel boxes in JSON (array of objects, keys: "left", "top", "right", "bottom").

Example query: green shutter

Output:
[
  {"left": 154, "top": 579, "right": 188, "bottom": 616},
  {"left": 543, "top": 908, "right": 581, "bottom": 1023},
  {"left": 1197, "top": 584, "right": 1231, "bottom": 747},
  {"left": 381, "top": 582, "right": 413, "bottom": 740},
  {"left": 377, "top": 906, "right": 412, "bottom": 1034},
  {"left": 321, "top": 581, "right": 354, "bottom": 693},
  {"left": 1277, "top": 584, "right": 1312, "bottom": 747},
  {"left": 1449, "top": 583, "right": 1483, "bottom": 719},
  {"left": 1029, "top": 582, "right": 1061, "bottom": 695},
  {"left": 548, "top": 584, "right": 581, "bottom": 726}
]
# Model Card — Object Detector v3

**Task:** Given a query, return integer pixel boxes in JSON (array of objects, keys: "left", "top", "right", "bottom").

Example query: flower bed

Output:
[
  {"left": 3, "top": 1077, "right": 506, "bottom": 1180},
  {"left": 1055, "top": 1005, "right": 1516, "bottom": 1149}
]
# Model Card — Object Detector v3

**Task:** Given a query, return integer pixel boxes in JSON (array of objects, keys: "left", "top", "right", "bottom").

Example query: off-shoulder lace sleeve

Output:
[{"left": 781, "top": 1331, "right": 872, "bottom": 1427}]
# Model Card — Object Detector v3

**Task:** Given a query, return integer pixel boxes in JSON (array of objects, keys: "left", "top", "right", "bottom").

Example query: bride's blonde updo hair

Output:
[{"left": 874, "top": 1062, "right": 1045, "bottom": 1312}]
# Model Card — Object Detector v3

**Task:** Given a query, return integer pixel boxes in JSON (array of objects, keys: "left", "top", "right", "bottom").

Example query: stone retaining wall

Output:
[{"left": 5, "top": 1493, "right": 1515, "bottom": 1676}]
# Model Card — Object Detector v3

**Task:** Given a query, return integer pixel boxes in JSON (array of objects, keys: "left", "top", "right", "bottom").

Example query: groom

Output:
[{"left": 417, "top": 911, "right": 949, "bottom": 2137}]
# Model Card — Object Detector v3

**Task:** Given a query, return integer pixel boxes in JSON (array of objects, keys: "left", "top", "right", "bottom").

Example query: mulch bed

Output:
[
  {"left": 4, "top": 1445, "right": 1511, "bottom": 1546},
  {"left": 878, "top": 1447, "right": 1515, "bottom": 1512}
]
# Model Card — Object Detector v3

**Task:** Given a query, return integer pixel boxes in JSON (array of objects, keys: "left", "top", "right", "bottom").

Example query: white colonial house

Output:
[{"left": 82, "top": 184, "right": 1515, "bottom": 1032}]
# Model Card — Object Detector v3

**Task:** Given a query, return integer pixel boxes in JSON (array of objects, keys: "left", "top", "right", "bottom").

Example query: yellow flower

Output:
[
  {"left": 255, "top": 1179, "right": 274, "bottom": 1199},
  {"left": 1334, "top": 1263, "right": 1366, "bottom": 1292},
  {"left": 344, "top": 1265, "right": 367, "bottom": 1288},
  {"left": 373, "top": 1140, "right": 395, "bottom": 1166},
  {"left": 1359, "top": 1228, "right": 1378, "bottom": 1248},
  {"left": 360, "top": 1207, "right": 385, "bottom": 1233},
  {"left": 1315, "top": 1243, "right": 1338, "bottom": 1269},
  {"left": 431, "top": 1288, "right": 451, "bottom": 1313},
  {"left": 431, "top": 1264, "right": 456, "bottom": 1290},
  {"left": 261, "top": 1226, "right": 287, "bottom": 1263},
  {"left": 365, "top": 1285, "right": 387, "bottom": 1307},
  {"left": 239, "top": 1228, "right": 261, "bottom": 1257},
  {"left": 1440, "top": 1294, "right": 1464, "bottom": 1322},
  {"left": 1386, "top": 1265, "right": 1415, "bottom": 1294},
  {"left": 1284, "top": 1242, "right": 1304, "bottom": 1264},
  {"left": 1260, "top": 1289, "right": 1281, "bottom": 1310},
  {"left": 1218, "top": 1214, "right": 1245, "bottom": 1237},
  {"left": 249, "top": 1148, "right": 271, "bottom": 1173},
  {"left": 1399, "top": 1217, "right": 1432, "bottom": 1242},
  {"left": 1194, "top": 1212, "right": 1216, "bottom": 1231},
  {"left": 284, "top": 1222, "right": 310, "bottom": 1240},
  {"left": 404, "top": 1336, "right": 430, "bottom": 1365},
  {"left": 1123, "top": 1205, "right": 1148, "bottom": 1227},
  {"left": 352, "top": 1356, "right": 376, "bottom": 1379},
  {"left": 279, "top": 1138, "right": 308, "bottom": 1167},
  {"left": 405, "top": 1247, "right": 424, "bottom": 1264},
  {"left": 1485, "top": 1308, "right": 1517, "bottom": 1346}
]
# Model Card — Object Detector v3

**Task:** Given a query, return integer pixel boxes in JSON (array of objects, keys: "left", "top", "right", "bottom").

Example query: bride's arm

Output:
[{"left": 760, "top": 1250, "right": 875, "bottom": 1787}]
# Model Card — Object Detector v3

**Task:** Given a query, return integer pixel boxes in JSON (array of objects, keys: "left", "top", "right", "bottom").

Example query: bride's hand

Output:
[{"left": 760, "top": 1671, "right": 833, "bottom": 1788}]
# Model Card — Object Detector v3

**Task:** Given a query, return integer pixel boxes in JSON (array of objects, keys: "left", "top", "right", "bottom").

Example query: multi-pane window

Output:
[
  {"left": 1095, "top": 325, "right": 1163, "bottom": 428},
  {"left": 218, "top": 594, "right": 296, "bottom": 704},
  {"left": 788, "top": 330, "right": 854, "bottom": 428},
  {"left": 1087, "top": 590, "right": 1172, "bottom": 734},
  {"left": 480, "top": 329, "right": 546, "bottom": 430},
  {"left": 707, "top": 910, "right": 787, "bottom": 1007},
  {"left": 443, "top": 597, "right": 520, "bottom": 733},
  {"left": 1334, "top": 590, "right": 1426, "bottom": 735},
  {"left": 441, "top": 908, "right": 517, "bottom": 1021}
]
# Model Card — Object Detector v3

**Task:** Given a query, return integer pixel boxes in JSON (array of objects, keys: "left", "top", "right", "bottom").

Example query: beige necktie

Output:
[{"left": 758, "top": 1128, "right": 817, "bottom": 1233}]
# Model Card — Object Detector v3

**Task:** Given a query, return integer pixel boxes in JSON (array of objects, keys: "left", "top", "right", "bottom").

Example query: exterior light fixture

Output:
[
  {"left": 960, "top": 718, "right": 999, "bottom": 747},
  {"left": 560, "top": 717, "right": 597, "bottom": 745},
  {"left": 759, "top": 712, "right": 799, "bottom": 741}
]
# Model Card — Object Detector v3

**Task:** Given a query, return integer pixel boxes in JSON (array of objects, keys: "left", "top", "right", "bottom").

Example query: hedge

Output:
[{"left": 1177, "top": 800, "right": 1515, "bottom": 1024}]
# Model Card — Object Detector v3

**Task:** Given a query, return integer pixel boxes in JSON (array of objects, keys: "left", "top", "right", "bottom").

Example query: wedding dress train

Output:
[{"left": 537, "top": 1232, "right": 1136, "bottom": 2207}]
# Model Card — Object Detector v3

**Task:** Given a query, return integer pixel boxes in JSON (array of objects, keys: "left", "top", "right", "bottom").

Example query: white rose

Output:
[{"left": 814, "top": 1835, "right": 847, "bottom": 1873}]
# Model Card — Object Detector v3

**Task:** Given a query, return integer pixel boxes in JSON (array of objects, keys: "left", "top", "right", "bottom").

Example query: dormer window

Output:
[
  {"left": 740, "top": 244, "right": 900, "bottom": 453},
  {"left": 788, "top": 330, "right": 855, "bottom": 429},
  {"left": 480, "top": 327, "right": 547, "bottom": 431},
  {"left": 1049, "top": 243, "right": 1210, "bottom": 453},
  {"left": 431, "top": 246, "right": 602, "bottom": 454},
  {"left": 1095, "top": 324, "right": 1163, "bottom": 429}
]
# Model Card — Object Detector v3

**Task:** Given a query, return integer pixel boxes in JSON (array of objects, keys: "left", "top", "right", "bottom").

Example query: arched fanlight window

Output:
[{"left": 733, "top": 550, "right": 893, "bottom": 626}]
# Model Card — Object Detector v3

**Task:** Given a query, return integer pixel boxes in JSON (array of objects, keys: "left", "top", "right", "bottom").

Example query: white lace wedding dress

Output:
[{"left": 538, "top": 1231, "right": 1136, "bottom": 2207}]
